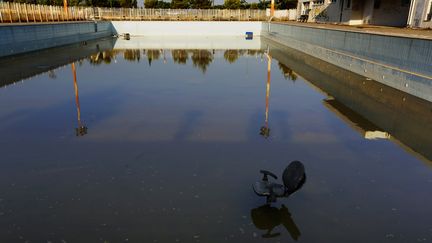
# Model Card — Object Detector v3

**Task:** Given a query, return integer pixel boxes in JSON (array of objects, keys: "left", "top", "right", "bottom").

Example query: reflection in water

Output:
[
  {"left": 86, "top": 49, "right": 245, "bottom": 70},
  {"left": 251, "top": 204, "right": 301, "bottom": 240},
  {"left": 260, "top": 51, "right": 272, "bottom": 139},
  {"left": 71, "top": 63, "right": 87, "bottom": 137},
  {"left": 246, "top": 49, "right": 263, "bottom": 56},
  {"left": 1, "top": 39, "right": 429, "bottom": 162},
  {"left": 223, "top": 50, "right": 241, "bottom": 64},
  {"left": 48, "top": 70, "right": 57, "bottom": 79},
  {"left": 0, "top": 38, "right": 115, "bottom": 88},
  {"left": 85, "top": 48, "right": 264, "bottom": 73},
  {"left": 123, "top": 49, "right": 141, "bottom": 62},
  {"left": 266, "top": 38, "right": 432, "bottom": 164},
  {"left": 172, "top": 49, "right": 188, "bottom": 64},
  {"left": 146, "top": 49, "right": 161, "bottom": 66},
  {"left": 190, "top": 50, "right": 214, "bottom": 73},
  {"left": 278, "top": 62, "right": 297, "bottom": 82},
  {"left": 89, "top": 50, "right": 118, "bottom": 65},
  {"left": 323, "top": 98, "right": 390, "bottom": 140}
]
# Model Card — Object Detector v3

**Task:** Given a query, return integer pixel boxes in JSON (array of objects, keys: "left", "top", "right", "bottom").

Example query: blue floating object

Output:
[{"left": 245, "top": 31, "right": 253, "bottom": 40}]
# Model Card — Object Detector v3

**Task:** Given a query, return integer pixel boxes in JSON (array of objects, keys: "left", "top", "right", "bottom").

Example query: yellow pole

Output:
[
  {"left": 270, "top": 0, "right": 274, "bottom": 17},
  {"left": 63, "top": 0, "right": 68, "bottom": 18}
]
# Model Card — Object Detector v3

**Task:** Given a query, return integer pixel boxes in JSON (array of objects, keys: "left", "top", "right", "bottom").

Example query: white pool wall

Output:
[
  {"left": 113, "top": 36, "right": 261, "bottom": 50},
  {"left": 111, "top": 21, "right": 262, "bottom": 36}
]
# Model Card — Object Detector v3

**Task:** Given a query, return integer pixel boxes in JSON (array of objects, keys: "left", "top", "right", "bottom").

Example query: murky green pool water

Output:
[{"left": 0, "top": 36, "right": 431, "bottom": 243}]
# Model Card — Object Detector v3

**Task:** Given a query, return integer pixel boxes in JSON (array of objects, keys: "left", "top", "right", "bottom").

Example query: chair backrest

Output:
[{"left": 282, "top": 161, "right": 306, "bottom": 195}]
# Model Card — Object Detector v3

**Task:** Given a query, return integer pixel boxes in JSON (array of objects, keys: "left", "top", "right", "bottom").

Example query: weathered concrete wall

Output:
[
  {"left": 300, "top": 0, "right": 412, "bottom": 27},
  {"left": 262, "top": 22, "right": 432, "bottom": 102},
  {"left": 301, "top": 1, "right": 342, "bottom": 23},
  {"left": 362, "top": 0, "right": 375, "bottom": 24},
  {"left": 0, "top": 21, "right": 113, "bottom": 57},
  {"left": 110, "top": 21, "right": 262, "bottom": 36},
  {"left": 409, "top": 0, "right": 432, "bottom": 28}
]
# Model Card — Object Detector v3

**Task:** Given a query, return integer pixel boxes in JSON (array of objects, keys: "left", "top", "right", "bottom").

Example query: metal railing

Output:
[
  {"left": 0, "top": 2, "right": 268, "bottom": 23},
  {"left": 96, "top": 8, "right": 267, "bottom": 21},
  {"left": 0, "top": 2, "right": 90, "bottom": 22}
]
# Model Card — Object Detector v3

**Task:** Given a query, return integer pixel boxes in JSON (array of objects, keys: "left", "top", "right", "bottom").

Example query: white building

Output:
[{"left": 297, "top": 0, "right": 432, "bottom": 28}]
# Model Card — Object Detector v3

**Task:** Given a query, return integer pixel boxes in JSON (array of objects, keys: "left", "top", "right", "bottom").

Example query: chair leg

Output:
[{"left": 266, "top": 194, "right": 277, "bottom": 204}]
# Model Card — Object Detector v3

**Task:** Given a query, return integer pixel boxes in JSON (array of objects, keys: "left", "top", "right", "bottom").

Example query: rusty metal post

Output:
[
  {"left": 270, "top": 0, "right": 275, "bottom": 17},
  {"left": 63, "top": 0, "right": 68, "bottom": 19}
]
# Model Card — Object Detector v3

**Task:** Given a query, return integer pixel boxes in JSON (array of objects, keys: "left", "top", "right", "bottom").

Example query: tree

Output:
[
  {"left": 249, "top": 2, "right": 258, "bottom": 9},
  {"left": 239, "top": 0, "right": 248, "bottom": 9},
  {"left": 257, "top": 0, "right": 269, "bottom": 9},
  {"left": 223, "top": 0, "right": 240, "bottom": 9},
  {"left": 145, "top": 0, "right": 170, "bottom": 8},
  {"left": 119, "top": 0, "right": 137, "bottom": 8},
  {"left": 85, "top": 0, "right": 120, "bottom": 7},
  {"left": 144, "top": 0, "right": 157, "bottom": 8},
  {"left": 276, "top": 0, "right": 296, "bottom": 9},
  {"left": 190, "top": 0, "right": 211, "bottom": 9},
  {"left": 171, "top": 0, "right": 189, "bottom": 9},
  {"left": 212, "top": 4, "right": 225, "bottom": 9},
  {"left": 155, "top": 1, "right": 170, "bottom": 8}
]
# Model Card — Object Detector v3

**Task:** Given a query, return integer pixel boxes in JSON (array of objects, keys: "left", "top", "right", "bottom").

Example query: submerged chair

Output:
[{"left": 253, "top": 161, "right": 306, "bottom": 203}]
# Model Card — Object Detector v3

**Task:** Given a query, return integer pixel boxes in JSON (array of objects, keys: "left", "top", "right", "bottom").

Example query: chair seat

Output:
[{"left": 253, "top": 181, "right": 286, "bottom": 197}]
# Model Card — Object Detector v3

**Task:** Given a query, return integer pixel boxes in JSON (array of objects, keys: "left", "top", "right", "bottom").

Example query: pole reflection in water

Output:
[
  {"left": 71, "top": 62, "right": 87, "bottom": 137},
  {"left": 251, "top": 204, "right": 301, "bottom": 240},
  {"left": 260, "top": 50, "right": 272, "bottom": 139}
]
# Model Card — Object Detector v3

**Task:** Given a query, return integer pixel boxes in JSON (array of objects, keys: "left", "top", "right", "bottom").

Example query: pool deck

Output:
[{"left": 273, "top": 21, "right": 432, "bottom": 40}]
